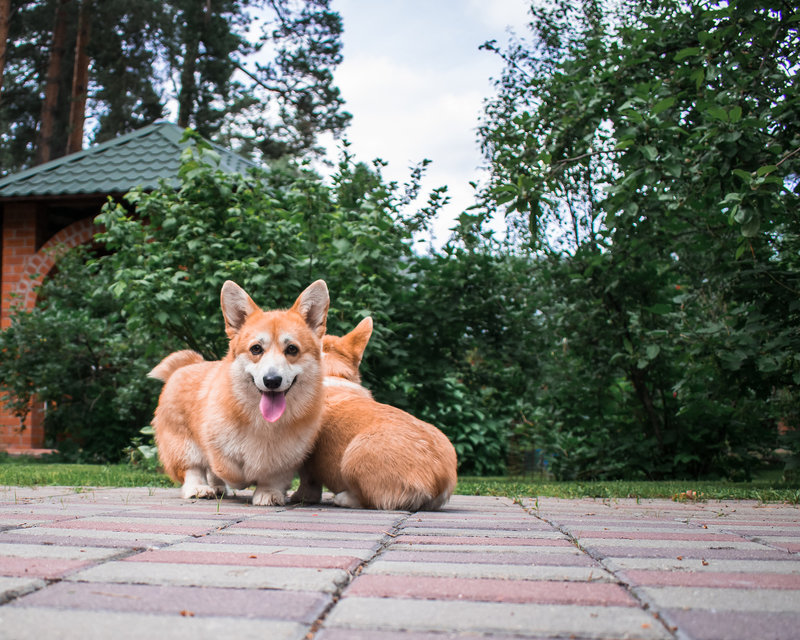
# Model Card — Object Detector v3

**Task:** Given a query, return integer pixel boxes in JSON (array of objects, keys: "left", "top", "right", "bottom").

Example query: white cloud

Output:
[{"left": 324, "top": 0, "right": 532, "bottom": 245}]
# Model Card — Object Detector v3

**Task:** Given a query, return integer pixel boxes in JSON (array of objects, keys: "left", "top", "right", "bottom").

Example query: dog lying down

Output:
[{"left": 292, "top": 317, "right": 458, "bottom": 511}]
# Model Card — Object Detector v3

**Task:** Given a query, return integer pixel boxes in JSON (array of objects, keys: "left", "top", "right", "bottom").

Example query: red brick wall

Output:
[{"left": 1, "top": 206, "right": 98, "bottom": 451}]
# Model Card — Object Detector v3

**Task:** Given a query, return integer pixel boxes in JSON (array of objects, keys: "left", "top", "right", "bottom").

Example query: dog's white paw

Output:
[
  {"left": 252, "top": 487, "right": 286, "bottom": 506},
  {"left": 333, "top": 491, "right": 362, "bottom": 509},
  {"left": 182, "top": 484, "right": 220, "bottom": 500}
]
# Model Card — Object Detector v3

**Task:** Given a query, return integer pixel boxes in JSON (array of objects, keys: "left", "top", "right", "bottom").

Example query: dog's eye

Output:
[
  {"left": 285, "top": 344, "right": 299, "bottom": 356},
  {"left": 249, "top": 344, "right": 263, "bottom": 356}
]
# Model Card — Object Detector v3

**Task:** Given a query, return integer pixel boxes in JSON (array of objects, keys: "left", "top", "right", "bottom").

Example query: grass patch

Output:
[
  {"left": 0, "top": 455, "right": 173, "bottom": 488},
  {"left": 455, "top": 476, "right": 800, "bottom": 503},
  {"left": 1, "top": 455, "right": 797, "bottom": 503}
]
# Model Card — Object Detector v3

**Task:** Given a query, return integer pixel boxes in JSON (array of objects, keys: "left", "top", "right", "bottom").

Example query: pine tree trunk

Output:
[
  {"left": 67, "top": 0, "right": 92, "bottom": 154},
  {"left": 36, "top": 0, "right": 72, "bottom": 165},
  {"left": 177, "top": 0, "right": 210, "bottom": 128},
  {"left": 0, "top": 0, "right": 10, "bottom": 105}
]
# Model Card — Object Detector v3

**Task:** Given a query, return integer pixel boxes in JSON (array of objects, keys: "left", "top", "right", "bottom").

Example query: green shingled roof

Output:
[{"left": 0, "top": 122, "right": 257, "bottom": 199}]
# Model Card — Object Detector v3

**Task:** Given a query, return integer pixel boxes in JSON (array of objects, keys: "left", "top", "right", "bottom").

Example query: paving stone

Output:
[
  {"left": 124, "top": 548, "right": 362, "bottom": 571},
  {"left": 363, "top": 559, "right": 614, "bottom": 582},
  {"left": 638, "top": 585, "right": 800, "bottom": 612},
  {"left": 0, "top": 555, "right": 95, "bottom": 579},
  {"left": 621, "top": 569, "right": 800, "bottom": 589},
  {"left": 220, "top": 527, "right": 381, "bottom": 541},
  {"left": 323, "top": 596, "right": 671, "bottom": 639},
  {"left": 66, "top": 559, "right": 349, "bottom": 592},
  {"left": 390, "top": 542, "right": 581, "bottom": 554},
  {"left": 317, "top": 631, "right": 568, "bottom": 640},
  {"left": 378, "top": 549, "right": 599, "bottom": 566},
  {"left": 0, "top": 606, "right": 307, "bottom": 640},
  {"left": 605, "top": 556, "right": 800, "bottom": 573},
  {"left": 4, "top": 526, "right": 185, "bottom": 544},
  {"left": 9, "top": 581, "right": 331, "bottom": 622},
  {"left": 0, "top": 576, "right": 45, "bottom": 604},
  {"left": 659, "top": 609, "right": 800, "bottom": 640},
  {"left": 168, "top": 540, "right": 375, "bottom": 560},
  {"left": 195, "top": 533, "right": 379, "bottom": 549},
  {"left": 344, "top": 574, "right": 637, "bottom": 605},
  {"left": 0, "top": 542, "right": 124, "bottom": 560}
]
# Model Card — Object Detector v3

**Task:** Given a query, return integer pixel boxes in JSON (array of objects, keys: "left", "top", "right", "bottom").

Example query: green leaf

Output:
[
  {"left": 674, "top": 47, "right": 700, "bottom": 61},
  {"left": 756, "top": 165, "right": 778, "bottom": 177},
  {"left": 645, "top": 344, "right": 661, "bottom": 360},
  {"left": 652, "top": 97, "right": 676, "bottom": 115},
  {"left": 707, "top": 106, "right": 729, "bottom": 122},
  {"left": 642, "top": 145, "right": 658, "bottom": 161}
]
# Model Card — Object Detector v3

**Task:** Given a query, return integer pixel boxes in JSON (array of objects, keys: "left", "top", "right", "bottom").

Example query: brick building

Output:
[{"left": 0, "top": 122, "right": 253, "bottom": 453}]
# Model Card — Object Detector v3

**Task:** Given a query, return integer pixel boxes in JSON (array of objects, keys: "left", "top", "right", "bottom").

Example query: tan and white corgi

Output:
[
  {"left": 149, "top": 280, "right": 329, "bottom": 506},
  {"left": 293, "top": 317, "right": 458, "bottom": 510}
]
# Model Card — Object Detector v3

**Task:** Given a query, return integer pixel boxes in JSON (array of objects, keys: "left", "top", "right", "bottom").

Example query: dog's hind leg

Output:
[{"left": 333, "top": 490, "right": 363, "bottom": 509}]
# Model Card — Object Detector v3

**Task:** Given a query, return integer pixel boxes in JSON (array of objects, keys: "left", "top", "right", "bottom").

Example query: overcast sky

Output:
[{"left": 324, "top": 0, "right": 532, "bottom": 245}]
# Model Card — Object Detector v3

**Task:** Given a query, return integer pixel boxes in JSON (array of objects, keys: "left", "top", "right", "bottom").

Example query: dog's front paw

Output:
[
  {"left": 252, "top": 487, "right": 286, "bottom": 506},
  {"left": 182, "top": 484, "right": 220, "bottom": 500}
]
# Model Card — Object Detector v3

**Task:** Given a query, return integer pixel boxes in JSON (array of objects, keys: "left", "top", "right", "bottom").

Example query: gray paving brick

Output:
[
  {"left": 363, "top": 559, "right": 614, "bottom": 582},
  {"left": 324, "top": 596, "right": 672, "bottom": 639},
  {"left": 0, "top": 576, "right": 45, "bottom": 604},
  {"left": 0, "top": 606, "right": 308, "bottom": 640},
  {"left": 638, "top": 585, "right": 800, "bottom": 612},
  {"left": 66, "top": 559, "right": 349, "bottom": 592}
]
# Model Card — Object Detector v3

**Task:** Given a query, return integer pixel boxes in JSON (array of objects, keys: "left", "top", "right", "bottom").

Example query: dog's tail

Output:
[{"left": 149, "top": 350, "right": 204, "bottom": 382}]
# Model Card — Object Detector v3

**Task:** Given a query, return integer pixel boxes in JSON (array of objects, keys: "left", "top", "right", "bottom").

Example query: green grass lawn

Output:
[{"left": 1, "top": 455, "right": 798, "bottom": 502}]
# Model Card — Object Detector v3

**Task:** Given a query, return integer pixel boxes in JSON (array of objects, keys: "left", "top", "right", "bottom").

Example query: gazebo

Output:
[{"left": 0, "top": 122, "right": 254, "bottom": 453}]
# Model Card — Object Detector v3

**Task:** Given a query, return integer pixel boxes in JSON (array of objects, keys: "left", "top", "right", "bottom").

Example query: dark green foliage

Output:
[
  {"left": 480, "top": 0, "right": 799, "bottom": 479},
  {"left": 0, "top": 248, "right": 158, "bottom": 462}
]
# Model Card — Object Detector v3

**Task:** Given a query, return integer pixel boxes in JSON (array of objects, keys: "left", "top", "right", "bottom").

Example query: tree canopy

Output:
[{"left": 0, "top": 0, "right": 349, "bottom": 173}]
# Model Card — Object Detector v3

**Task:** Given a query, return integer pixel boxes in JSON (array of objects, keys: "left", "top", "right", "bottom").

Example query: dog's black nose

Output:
[{"left": 263, "top": 375, "right": 283, "bottom": 390}]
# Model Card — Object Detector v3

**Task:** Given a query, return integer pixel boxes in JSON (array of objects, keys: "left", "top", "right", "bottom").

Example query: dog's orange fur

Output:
[
  {"left": 150, "top": 280, "right": 329, "bottom": 506},
  {"left": 294, "top": 317, "right": 458, "bottom": 510}
]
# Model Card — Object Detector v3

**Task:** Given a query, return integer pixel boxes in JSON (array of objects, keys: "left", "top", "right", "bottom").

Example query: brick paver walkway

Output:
[{"left": 0, "top": 486, "right": 798, "bottom": 639}]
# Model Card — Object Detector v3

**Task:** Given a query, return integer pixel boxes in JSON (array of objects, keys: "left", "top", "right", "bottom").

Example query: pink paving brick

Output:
[
  {"left": 621, "top": 569, "right": 800, "bottom": 590},
  {"left": 0, "top": 556, "right": 92, "bottom": 579},
  {"left": 396, "top": 535, "right": 572, "bottom": 547},
  {"left": 231, "top": 520, "right": 390, "bottom": 534},
  {"left": 379, "top": 550, "right": 598, "bottom": 567},
  {"left": 9, "top": 581, "right": 331, "bottom": 622},
  {"left": 48, "top": 520, "right": 211, "bottom": 535},
  {"left": 345, "top": 574, "right": 637, "bottom": 606},
  {"left": 124, "top": 549, "right": 361, "bottom": 571}
]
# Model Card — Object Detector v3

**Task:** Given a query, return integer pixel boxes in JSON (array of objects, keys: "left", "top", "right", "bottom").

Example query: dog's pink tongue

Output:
[{"left": 260, "top": 392, "right": 286, "bottom": 423}]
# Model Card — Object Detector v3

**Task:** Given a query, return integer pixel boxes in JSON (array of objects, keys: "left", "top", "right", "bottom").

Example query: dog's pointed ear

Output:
[
  {"left": 220, "top": 281, "right": 259, "bottom": 337},
  {"left": 291, "top": 280, "right": 329, "bottom": 338},
  {"left": 344, "top": 316, "right": 373, "bottom": 366}
]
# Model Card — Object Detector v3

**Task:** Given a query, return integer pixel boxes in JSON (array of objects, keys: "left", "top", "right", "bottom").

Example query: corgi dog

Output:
[
  {"left": 293, "top": 317, "right": 458, "bottom": 510},
  {"left": 149, "top": 280, "right": 329, "bottom": 506}
]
